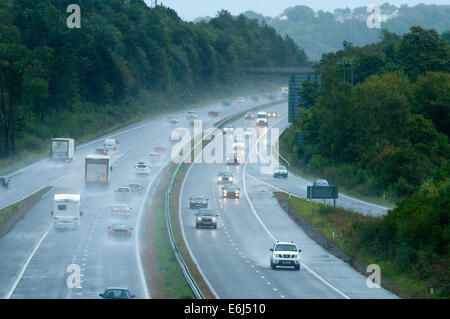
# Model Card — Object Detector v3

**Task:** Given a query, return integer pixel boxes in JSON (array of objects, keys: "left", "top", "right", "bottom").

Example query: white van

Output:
[
  {"left": 51, "top": 194, "right": 82, "bottom": 228},
  {"left": 104, "top": 138, "right": 119, "bottom": 150}
]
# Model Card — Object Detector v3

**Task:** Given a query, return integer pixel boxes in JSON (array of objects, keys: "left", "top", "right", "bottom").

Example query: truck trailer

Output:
[
  {"left": 85, "top": 154, "right": 110, "bottom": 187},
  {"left": 51, "top": 138, "right": 75, "bottom": 162}
]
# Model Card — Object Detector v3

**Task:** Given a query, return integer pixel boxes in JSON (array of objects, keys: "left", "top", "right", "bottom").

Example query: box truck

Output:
[
  {"left": 51, "top": 194, "right": 82, "bottom": 228},
  {"left": 85, "top": 154, "right": 110, "bottom": 187},
  {"left": 51, "top": 138, "right": 75, "bottom": 161}
]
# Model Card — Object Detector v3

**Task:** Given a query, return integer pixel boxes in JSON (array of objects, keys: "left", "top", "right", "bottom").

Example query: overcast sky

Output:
[{"left": 145, "top": 1, "right": 449, "bottom": 21}]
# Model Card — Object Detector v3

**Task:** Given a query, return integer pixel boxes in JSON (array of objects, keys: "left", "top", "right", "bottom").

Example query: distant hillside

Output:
[{"left": 238, "top": 3, "right": 450, "bottom": 61}]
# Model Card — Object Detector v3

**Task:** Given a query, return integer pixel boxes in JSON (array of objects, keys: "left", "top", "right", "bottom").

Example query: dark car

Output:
[
  {"left": 217, "top": 172, "right": 233, "bottom": 184},
  {"left": 222, "top": 99, "right": 232, "bottom": 106},
  {"left": 226, "top": 153, "right": 240, "bottom": 165},
  {"left": 99, "top": 287, "right": 135, "bottom": 299},
  {"left": 208, "top": 111, "right": 219, "bottom": 117},
  {"left": 108, "top": 224, "right": 133, "bottom": 238},
  {"left": 196, "top": 209, "right": 219, "bottom": 229},
  {"left": 189, "top": 195, "right": 208, "bottom": 209},
  {"left": 0, "top": 176, "right": 9, "bottom": 188},
  {"left": 95, "top": 148, "right": 108, "bottom": 155},
  {"left": 128, "top": 183, "right": 144, "bottom": 194},
  {"left": 170, "top": 117, "right": 180, "bottom": 125},
  {"left": 313, "top": 179, "right": 329, "bottom": 187},
  {"left": 222, "top": 184, "right": 240, "bottom": 198}
]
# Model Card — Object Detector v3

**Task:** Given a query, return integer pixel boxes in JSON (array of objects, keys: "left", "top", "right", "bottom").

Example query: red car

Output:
[
  {"left": 153, "top": 146, "right": 166, "bottom": 153},
  {"left": 208, "top": 111, "right": 219, "bottom": 117},
  {"left": 95, "top": 148, "right": 108, "bottom": 155}
]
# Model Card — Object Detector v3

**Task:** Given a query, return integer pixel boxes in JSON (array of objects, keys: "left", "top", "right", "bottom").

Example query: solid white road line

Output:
[
  {"left": 242, "top": 115, "right": 351, "bottom": 300},
  {"left": 5, "top": 223, "right": 52, "bottom": 299}
]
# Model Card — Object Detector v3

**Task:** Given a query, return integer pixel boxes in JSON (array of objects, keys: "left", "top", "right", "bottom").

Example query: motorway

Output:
[
  {"left": 179, "top": 102, "right": 398, "bottom": 299},
  {"left": 0, "top": 95, "right": 272, "bottom": 299}
]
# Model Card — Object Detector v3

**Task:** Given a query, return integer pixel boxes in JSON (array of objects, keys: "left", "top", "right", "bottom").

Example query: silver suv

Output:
[{"left": 270, "top": 241, "right": 301, "bottom": 270}]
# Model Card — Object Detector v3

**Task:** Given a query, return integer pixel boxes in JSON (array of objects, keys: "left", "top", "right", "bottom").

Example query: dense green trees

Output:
[
  {"left": 283, "top": 26, "right": 449, "bottom": 199},
  {"left": 280, "top": 26, "right": 449, "bottom": 297},
  {"left": 0, "top": 0, "right": 307, "bottom": 159}
]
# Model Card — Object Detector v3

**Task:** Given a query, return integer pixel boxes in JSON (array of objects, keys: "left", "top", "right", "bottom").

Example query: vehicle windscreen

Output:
[
  {"left": 257, "top": 114, "right": 267, "bottom": 118},
  {"left": 198, "top": 210, "right": 214, "bottom": 216},
  {"left": 275, "top": 244, "right": 297, "bottom": 252},
  {"left": 117, "top": 188, "right": 129, "bottom": 192},
  {"left": 105, "top": 289, "right": 130, "bottom": 299}
]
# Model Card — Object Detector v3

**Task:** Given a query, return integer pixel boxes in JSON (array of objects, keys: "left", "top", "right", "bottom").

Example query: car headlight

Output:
[
  {"left": 212, "top": 218, "right": 216, "bottom": 222},
  {"left": 218, "top": 177, "right": 222, "bottom": 181},
  {"left": 229, "top": 177, "right": 233, "bottom": 181},
  {"left": 197, "top": 217, "right": 202, "bottom": 221},
  {"left": 275, "top": 254, "right": 282, "bottom": 258}
]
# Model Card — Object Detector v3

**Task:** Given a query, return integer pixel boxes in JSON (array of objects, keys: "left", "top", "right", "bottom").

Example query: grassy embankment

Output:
[{"left": 276, "top": 192, "right": 441, "bottom": 298}]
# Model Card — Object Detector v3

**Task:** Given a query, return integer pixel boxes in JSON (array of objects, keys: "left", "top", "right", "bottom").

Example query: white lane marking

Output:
[
  {"left": 243, "top": 115, "right": 351, "bottom": 300},
  {"left": 135, "top": 164, "right": 165, "bottom": 300},
  {"left": 5, "top": 223, "right": 52, "bottom": 299}
]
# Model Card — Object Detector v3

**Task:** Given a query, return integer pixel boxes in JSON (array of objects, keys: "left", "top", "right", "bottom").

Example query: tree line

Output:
[
  {"left": 281, "top": 26, "right": 449, "bottom": 297},
  {"left": 0, "top": 0, "right": 308, "bottom": 158}
]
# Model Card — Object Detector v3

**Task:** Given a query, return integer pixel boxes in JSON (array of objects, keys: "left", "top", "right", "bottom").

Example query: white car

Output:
[
  {"left": 186, "top": 111, "right": 197, "bottom": 119},
  {"left": 270, "top": 241, "right": 301, "bottom": 270},
  {"left": 170, "top": 128, "right": 185, "bottom": 142},
  {"left": 135, "top": 163, "right": 150, "bottom": 175},
  {"left": 235, "top": 97, "right": 245, "bottom": 103},
  {"left": 273, "top": 165, "right": 288, "bottom": 178}
]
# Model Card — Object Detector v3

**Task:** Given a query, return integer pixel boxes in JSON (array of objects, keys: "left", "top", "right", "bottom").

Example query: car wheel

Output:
[
  {"left": 213, "top": 225, "right": 217, "bottom": 229},
  {"left": 294, "top": 265, "right": 300, "bottom": 271},
  {"left": 270, "top": 260, "right": 276, "bottom": 270}
]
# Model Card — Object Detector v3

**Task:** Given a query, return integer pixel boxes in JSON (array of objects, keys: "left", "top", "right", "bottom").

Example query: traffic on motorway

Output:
[{"left": 0, "top": 91, "right": 396, "bottom": 300}]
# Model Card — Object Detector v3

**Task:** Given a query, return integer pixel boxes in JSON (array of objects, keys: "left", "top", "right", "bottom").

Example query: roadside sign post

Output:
[{"left": 307, "top": 185, "right": 339, "bottom": 216}]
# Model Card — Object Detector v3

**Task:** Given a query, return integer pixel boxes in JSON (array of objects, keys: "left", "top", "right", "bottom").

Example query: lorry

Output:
[
  {"left": 51, "top": 138, "right": 75, "bottom": 162},
  {"left": 51, "top": 194, "right": 82, "bottom": 228},
  {"left": 85, "top": 154, "right": 110, "bottom": 187},
  {"left": 256, "top": 112, "right": 268, "bottom": 126}
]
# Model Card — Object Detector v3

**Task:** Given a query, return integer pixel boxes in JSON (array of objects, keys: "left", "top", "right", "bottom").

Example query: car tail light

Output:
[
  {"left": 110, "top": 230, "right": 114, "bottom": 233},
  {"left": 126, "top": 231, "right": 131, "bottom": 235},
  {"left": 4, "top": 180, "right": 7, "bottom": 185},
  {"left": 126, "top": 209, "right": 130, "bottom": 212},
  {"left": 129, "top": 192, "right": 132, "bottom": 195},
  {"left": 113, "top": 209, "right": 117, "bottom": 212}
]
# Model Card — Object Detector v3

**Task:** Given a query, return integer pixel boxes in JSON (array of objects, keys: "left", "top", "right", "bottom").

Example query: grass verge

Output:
[
  {"left": 141, "top": 165, "right": 195, "bottom": 299},
  {"left": 275, "top": 192, "right": 435, "bottom": 299},
  {"left": 0, "top": 187, "right": 52, "bottom": 238}
]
